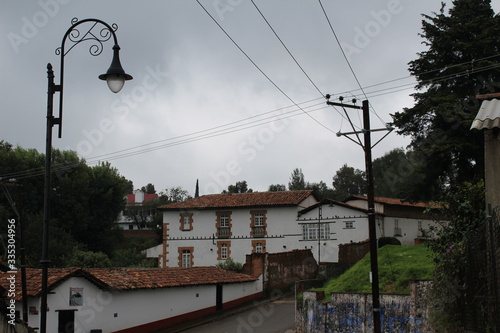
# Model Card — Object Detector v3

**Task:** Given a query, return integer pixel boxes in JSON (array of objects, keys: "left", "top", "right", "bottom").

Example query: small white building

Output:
[
  {"left": 157, "top": 191, "right": 441, "bottom": 266},
  {"left": 116, "top": 190, "right": 158, "bottom": 231},
  {"left": 157, "top": 190, "right": 319, "bottom": 267},
  {"left": 343, "top": 195, "right": 439, "bottom": 244},
  {"left": 298, "top": 196, "right": 440, "bottom": 262},
  {"left": 1, "top": 267, "right": 261, "bottom": 333}
]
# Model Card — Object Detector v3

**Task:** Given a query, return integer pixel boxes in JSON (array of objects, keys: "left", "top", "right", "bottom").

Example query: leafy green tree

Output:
[
  {"left": 427, "top": 180, "right": 486, "bottom": 331},
  {"left": 225, "top": 180, "right": 252, "bottom": 193},
  {"left": 288, "top": 168, "right": 306, "bottom": 190},
  {"left": 331, "top": 164, "right": 366, "bottom": 200},
  {"left": 141, "top": 183, "right": 156, "bottom": 194},
  {"left": 392, "top": 0, "right": 500, "bottom": 199},
  {"left": 372, "top": 148, "right": 426, "bottom": 199},
  {"left": 164, "top": 186, "right": 191, "bottom": 202},
  {"left": 65, "top": 249, "right": 112, "bottom": 268},
  {"left": 268, "top": 184, "right": 286, "bottom": 191},
  {"left": 306, "top": 181, "right": 334, "bottom": 200},
  {"left": 0, "top": 143, "right": 132, "bottom": 266}
]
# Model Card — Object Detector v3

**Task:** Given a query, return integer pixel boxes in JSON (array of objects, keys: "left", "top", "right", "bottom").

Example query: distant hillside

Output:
[{"left": 321, "top": 244, "right": 434, "bottom": 295}]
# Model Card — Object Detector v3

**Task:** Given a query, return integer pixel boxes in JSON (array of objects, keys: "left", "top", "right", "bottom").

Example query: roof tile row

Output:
[
  {"left": 159, "top": 190, "right": 315, "bottom": 210},
  {"left": 0, "top": 267, "right": 257, "bottom": 300}
]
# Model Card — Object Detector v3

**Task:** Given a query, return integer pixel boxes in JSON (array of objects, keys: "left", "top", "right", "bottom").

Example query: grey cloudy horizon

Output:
[{"left": 2, "top": 0, "right": 494, "bottom": 196}]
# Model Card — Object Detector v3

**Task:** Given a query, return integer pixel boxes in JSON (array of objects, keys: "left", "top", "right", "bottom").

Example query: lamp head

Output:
[{"left": 99, "top": 44, "right": 133, "bottom": 93}]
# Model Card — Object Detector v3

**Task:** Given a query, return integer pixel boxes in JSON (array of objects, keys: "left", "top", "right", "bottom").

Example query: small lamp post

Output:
[{"left": 41, "top": 18, "right": 132, "bottom": 333}]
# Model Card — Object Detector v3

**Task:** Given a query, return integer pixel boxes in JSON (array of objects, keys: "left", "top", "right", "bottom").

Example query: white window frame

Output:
[
  {"left": 182, "top": 250, "right": 191, "bottom": 267},
  {"left": 256, "top": 242, "right": 263, "bottom": 253},
  {"left": 221, "top": 243, "right": 228, "bottom": 260},
  {"left": 220, "top": 214, "right": 230, "bottom": 228},
  {"left": 344, "top": 221, "right": 355, "bottom": 229},
  {"left": 302, "top": 224, "right": 330, "bottom": 240},
  {"left": 254, "top": 213, "right": 264, "bottom": 226},
  {"left": 183, "top": 216, "right": 190, "bottom": 230}
]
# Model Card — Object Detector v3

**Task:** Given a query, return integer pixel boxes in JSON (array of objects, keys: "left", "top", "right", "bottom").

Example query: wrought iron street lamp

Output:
[{"left": 41, "top": 18, "right": 132, "bottom": 333}]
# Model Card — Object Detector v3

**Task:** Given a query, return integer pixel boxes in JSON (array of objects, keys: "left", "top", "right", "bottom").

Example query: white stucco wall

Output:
[
  {"left": 163, "top": 206, "right": 302, "bottom": 267},
  {"left": 18, "top": 276, "right": 261, "bottom": 333},
  {"left": 384, "top": 217, "right": 435, "bottom": 246},
  {"left": 298, "top": 203, "right": 372, "bottom": 263}
]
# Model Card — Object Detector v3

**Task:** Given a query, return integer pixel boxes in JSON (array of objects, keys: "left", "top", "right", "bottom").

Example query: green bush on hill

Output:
[{"left": 319, "top": 244, "right": 434, "bottom": 295}]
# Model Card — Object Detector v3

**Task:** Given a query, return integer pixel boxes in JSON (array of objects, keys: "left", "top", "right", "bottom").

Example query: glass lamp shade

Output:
[
  {"left": 99, "top": 44, "right": 133, "bottom": 93},
  {"left": 105, "top": 74, "right": 126, "bottom": 93}
]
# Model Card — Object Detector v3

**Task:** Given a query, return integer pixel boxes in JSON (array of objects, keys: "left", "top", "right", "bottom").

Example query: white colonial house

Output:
[
  {"left": 157, "top": 190, "right": 319, "bottom": 267},
  {"left": 116, "top": 190, "right": 158, "bottom": 231},
  {"left": 344, "top": 195, "right": 439, "bottom": 244},
  {"left": 1, "top": 267, "right": 261, "bottom": 333},
  {"left": 157, "top": 191, "right": 441, "bottom": 266}
]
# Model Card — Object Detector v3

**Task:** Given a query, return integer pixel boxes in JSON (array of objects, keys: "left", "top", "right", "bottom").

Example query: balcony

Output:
[
  {"left": 217, "top": 227, "right": 230, "bottom": 239},
  {"left": 252, "top": 226, "right": 266, "bottom": 238}
]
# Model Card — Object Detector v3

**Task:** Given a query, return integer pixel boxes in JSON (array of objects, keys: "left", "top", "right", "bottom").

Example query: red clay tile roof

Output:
[
  {"left": 0, "top": 267, "right": 257, "bottom": 300},
  {"left": 127, "top": 193, "right": 158, "bottom": 204},
  {"left": 158, "top": 190, "right": 316, "bottom": 210},
  {"left": 344, "top": 195, "right": 431, "bottom": 208},
  {"left": 298, "top": 198, "right": 371, "bottom": 215}
]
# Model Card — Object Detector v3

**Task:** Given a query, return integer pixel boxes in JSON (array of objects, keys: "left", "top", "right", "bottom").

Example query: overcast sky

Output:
[{"left": 2, "top": 1, "right": 498, "bottom": 196}]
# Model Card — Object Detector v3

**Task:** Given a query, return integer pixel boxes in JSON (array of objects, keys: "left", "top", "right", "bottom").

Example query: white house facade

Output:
[
  {"left": 2, "top": 267, "right": 261, "bottom": 333},
  {"left": 296, "top": 199, "right": 375, "bottom": 263},
  {"left": 343, "top": 195, "right": 439, "bottom": 245},
  {"left": 157, "top": 190, "right": 319, "bottom": 267},
  {"left": 116, "top": 190, "right": 157, "bottom": 231},
  {"left": 298, "top": 196, "right": 441, "bottom": 262},
  {"left": 157, "top": 191, "right": 441, "bottom": 266}
]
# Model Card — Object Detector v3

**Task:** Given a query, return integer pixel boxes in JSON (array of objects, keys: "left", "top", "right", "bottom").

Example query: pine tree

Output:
[{"left": 392, "top": 0, "right": 500, "bottom": 199}]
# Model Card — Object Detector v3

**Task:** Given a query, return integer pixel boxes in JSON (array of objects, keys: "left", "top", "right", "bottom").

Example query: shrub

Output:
[
  {"left": 216, "top": 258, "right": 243, "bottom": 271},
  {"left": 378, "top": 237, "right": 401, "bottom": 248}
]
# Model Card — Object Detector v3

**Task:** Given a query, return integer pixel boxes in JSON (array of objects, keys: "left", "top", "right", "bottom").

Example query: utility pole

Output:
[{"left": 326, "top": 96, "right": 392, "bottom": 333}]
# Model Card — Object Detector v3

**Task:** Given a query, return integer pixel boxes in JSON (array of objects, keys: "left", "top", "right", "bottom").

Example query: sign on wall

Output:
[{"left": 69, "top": 288, "right": 83, "bottom": 306}]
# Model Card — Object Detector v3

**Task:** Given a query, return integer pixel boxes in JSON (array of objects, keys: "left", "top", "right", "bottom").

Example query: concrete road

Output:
[{"left": 178, "top": 297, "right": 296, "bottom": 333}]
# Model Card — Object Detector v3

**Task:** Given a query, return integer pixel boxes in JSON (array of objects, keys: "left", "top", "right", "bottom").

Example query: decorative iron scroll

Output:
[{"left": 55, "top": 17, "right": 118, "bottom": 57}]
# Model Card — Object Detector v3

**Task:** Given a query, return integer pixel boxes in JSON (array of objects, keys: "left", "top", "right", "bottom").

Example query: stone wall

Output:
[
  {"left": 338, "top": 239, "right": 370, "bottom": 264},
  {"left": 297, "top": 280, "right": 433, "bottom": 333},
  {"left": 242, "top": 249, "right": 318, "bottom": 292}
]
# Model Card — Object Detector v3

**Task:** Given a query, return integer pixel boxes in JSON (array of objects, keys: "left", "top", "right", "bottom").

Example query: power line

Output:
[
  {"left": 317, "top": 0, "right": 387, "bottom": 127},
  {"left": 5, "top": 59, "right": 496, "bottom": 182},
  {"left": 196, "top": 0, "right": 336, "bottom": 134},
  {"left": 0, "top": 99, "right": 330, "bottom": 181},
  {"left": 250, "top": 0, "right": 324, "bottom": 97},
  {"left": 5, "top": 55, "right": 498, "bottom": 182}
]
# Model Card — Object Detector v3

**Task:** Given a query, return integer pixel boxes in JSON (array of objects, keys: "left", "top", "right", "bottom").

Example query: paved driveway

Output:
[{"left": 174, "top": 297, "right": 296, "bottom": 333}]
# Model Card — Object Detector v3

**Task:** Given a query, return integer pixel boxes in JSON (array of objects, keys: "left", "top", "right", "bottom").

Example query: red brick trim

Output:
[
  {"left": 162, "top": 223, "right": 170, "bottom": 268},
  {"left": 249, "top": 210, "right": 267, "bottom": 237},
  {"left": 251, "top": 240, "right": 266, "bottom": 253},
  {"left": 215, "top": 211, "right": 232, "bottom": 238},
  {"left": 179, "top": 212, "right": 193, "bottom": 231},
  {"left": 216, "top": 241, "right": 231, "bottom": 260},
  {"left": 178, "top": 247, "right": 194, "bottom": 267}
]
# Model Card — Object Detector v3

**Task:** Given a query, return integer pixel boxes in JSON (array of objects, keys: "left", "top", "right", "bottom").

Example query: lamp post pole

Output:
[{"left": 41, "top": 18, "right": 132, "bottom": 333}]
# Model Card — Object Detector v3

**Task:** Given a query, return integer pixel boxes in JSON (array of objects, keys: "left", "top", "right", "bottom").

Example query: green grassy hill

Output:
[{"left": 320, "top": 244, "right": 435, "bottom": 295}]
